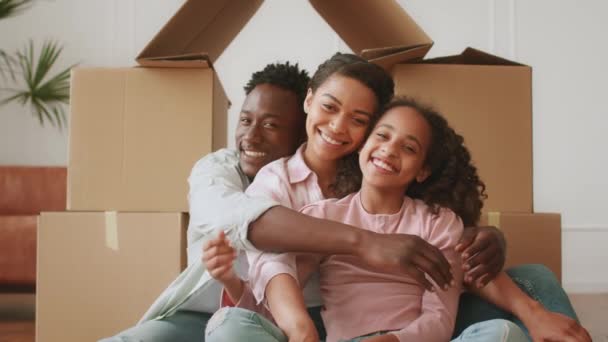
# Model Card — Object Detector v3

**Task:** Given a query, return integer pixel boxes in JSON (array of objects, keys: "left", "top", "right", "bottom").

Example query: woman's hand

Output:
[
  {"left": 202, "top": 230, "right": 238, "bottom": 283},
  {"left": 456, "top": 226, "right": 506, "bottom": 288},
  {"left": 202, "top": 230, "right": 243, "bottom": 302},
  {"left": 525, "top": 303, "right": 592, "bottom": 342}
]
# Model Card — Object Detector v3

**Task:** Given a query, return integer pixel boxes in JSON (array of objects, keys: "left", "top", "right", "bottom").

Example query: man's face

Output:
[{"left": 235, "top": 83, "right": 304, "bottom": 179}]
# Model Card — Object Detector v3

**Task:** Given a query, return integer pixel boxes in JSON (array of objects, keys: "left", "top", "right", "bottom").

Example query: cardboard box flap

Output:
[
  {"left": 309, "top": 0, "right": 432, "bottom": 59},
  {"left": 367, "top": 45, "right": 430, "bottom": 70},
  {"left": 137, "top": 53, "right": 211, "bottom": 68},
  {"left": 419, "top": 47, "right": 527, "bottom": 66},
  {"left": 137, "top": 0, "right": 263, "bottom": 67}
]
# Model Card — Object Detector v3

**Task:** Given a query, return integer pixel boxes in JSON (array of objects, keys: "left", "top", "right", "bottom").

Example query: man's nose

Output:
[{"left": 243, "top": 124, "right": 263, "bottom": 143}]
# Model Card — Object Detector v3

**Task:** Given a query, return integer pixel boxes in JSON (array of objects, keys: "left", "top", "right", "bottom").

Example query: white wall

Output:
[{"left": 0, "top": 0, "right": 606, "bottom": 292}]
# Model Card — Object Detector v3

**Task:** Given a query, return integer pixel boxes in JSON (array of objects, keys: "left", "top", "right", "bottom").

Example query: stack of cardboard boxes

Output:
[
  {"left": 36, "top": 0, "right": 561, "bottom": 341},
  {"left": 35, "top": 1, "right": 253, "bottom": 340}
]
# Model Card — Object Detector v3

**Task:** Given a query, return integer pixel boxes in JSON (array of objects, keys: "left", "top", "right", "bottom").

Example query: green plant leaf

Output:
[
  {"left": 1, "top": 40, "right": 74, "bottom": 129},
  {"left": 0, "top": 0, "right": 33, "bottom": 19}
]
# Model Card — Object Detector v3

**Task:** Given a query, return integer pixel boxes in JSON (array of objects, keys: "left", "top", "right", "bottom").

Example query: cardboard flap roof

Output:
[
  {"left": 420, "top": 48, "right": 527, "bottom": 66},
  {"left": 137, "top": 0, "right": 264, "bottom": 68},
  {"left": 137, "top": 0, "right": 433, "bottom": 69},
  {"left": 309, "top": 0, "right": 433, "bottom": 66}
]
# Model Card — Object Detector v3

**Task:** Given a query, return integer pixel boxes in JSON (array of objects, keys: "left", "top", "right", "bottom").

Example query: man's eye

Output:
[
  {"left": 263, "top": 122, "right": 277, "bottom": 129},
  {"left": 353, "top": 117, "right": 368, "bottom": 126},
  {"left": 240, "top": 118, "right": 251, "bottom": 124},
  {"left": 403, "top": 145, "right": 416, "bottom": 153}
]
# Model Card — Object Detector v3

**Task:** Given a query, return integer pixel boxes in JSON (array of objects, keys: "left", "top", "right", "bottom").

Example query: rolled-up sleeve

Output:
[
  {"left": 244, "top": 164, "right": 300, "bottom": 304},
  {"left": 186, "top": 149, "right": 279, "bottom": 265}
]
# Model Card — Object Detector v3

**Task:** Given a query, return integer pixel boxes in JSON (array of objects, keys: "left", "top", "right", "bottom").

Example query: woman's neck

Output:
[
  {"left": 302, "top": 145, "right": 338, "bottom": 197},
  {"left": 360, "top": 182, "right": 407, "bottom": 215}
]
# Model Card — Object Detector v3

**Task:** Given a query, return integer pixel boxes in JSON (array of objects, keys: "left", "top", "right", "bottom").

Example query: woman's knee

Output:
[{"left": 205, "top": 307, "right": 285, "bottom": 342}]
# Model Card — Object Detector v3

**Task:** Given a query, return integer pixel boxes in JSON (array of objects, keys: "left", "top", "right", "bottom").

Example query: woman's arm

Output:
[
  {"left": 249, "top": 206, "right": 454, "bottom": 291},
  {"left": 471, "top": 272, "right": 591, "bottom": 342},
  {"left": 264, "top": 256, "right": 320, "bottom": 342}
]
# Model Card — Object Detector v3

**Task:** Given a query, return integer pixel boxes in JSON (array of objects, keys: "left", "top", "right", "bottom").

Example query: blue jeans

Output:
[
  {"left": 453, "top": 264, "right": 579, "bottom": 339},
  {"left": 205, "top": 308, "right": 528, "bottom": 342}
]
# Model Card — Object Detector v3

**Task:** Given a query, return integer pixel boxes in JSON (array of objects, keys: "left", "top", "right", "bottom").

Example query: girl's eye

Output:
[{"left": 403, "top": 145, "right": 416, "bottom": 153}]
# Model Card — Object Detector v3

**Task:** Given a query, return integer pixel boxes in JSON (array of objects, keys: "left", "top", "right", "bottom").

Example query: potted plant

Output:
[{"left": 0, "top": 0, "right": 74, "bottom": 130}]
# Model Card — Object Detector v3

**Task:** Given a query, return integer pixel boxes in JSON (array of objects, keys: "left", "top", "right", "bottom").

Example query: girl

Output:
[{"left": 205, "top": 98, "right": 590, "bottom": 342}]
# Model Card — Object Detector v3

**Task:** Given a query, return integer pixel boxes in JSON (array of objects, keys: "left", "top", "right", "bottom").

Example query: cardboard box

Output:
[
  {"left": 480, "top": 212, "right": 561, "bottom": 281},
  {"left": 310, "top": 0, "right": 533, "bottom": 213},
  {"left": 68, "top": 67, "right": 228, "bottom": 212},
  {"left": 36, "top": 212, "right": 187, "bottom": 342}
]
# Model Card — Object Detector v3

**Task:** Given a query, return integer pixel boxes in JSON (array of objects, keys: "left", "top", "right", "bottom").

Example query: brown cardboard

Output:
[
  {"left": 393, "top": 49, "right": 533, "bottom": 213},
  {"left": 137, "top": 0, "right": 264, "bottom": 67},
  {"left": 36, "top": 212, "right": 187, "bottom": 342},
  {"left": 480, "top": 212, "right": 561, "bottom": 281},
  {"left": 67, "top": 67, "right": 229, "bottom": 212}
]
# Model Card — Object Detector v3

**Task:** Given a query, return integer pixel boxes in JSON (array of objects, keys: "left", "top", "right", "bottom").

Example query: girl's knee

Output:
[
  {"left": 459, "top": 319, "right": 528, "bottom": 342},
  {"left": 484, "top": 319, "right": 528, "bottom": 342}
]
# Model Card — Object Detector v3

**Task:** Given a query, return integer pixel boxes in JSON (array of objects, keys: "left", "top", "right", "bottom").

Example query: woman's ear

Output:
[
  {"left": 303, "top": 88, "right": 313, "bottom": 114},
  {"left": 416, "top": 167, "right": 431, "bottom": 183}
]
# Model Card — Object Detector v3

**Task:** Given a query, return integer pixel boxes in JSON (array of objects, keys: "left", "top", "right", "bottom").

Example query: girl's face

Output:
[
  {"left": 359, "top": 106, "right": 432, "bottom": 191},
  {"left": 303, "top": 74, "right": 377, "bottom": 163}
]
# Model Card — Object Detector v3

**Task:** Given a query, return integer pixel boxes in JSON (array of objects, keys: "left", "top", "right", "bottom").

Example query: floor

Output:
[{"left": 0, "top": 293, "right": 606, "bottom": 341}]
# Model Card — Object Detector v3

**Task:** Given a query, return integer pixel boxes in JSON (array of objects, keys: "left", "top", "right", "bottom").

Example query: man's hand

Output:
[
  {"left": 362, "top": 333, "right": 399, "bottom": 342},
  {"left": 202, "top": 230, "right": 238, "bottom": 284},
  {"left": 525, "top": 304, "right": 592, "bottom": 342},
  {"left": 456, "top": 226, "right": 505, "bottom": 288},
  {"left": 358, "top": 231, "right": 454, "bottom": 291}
]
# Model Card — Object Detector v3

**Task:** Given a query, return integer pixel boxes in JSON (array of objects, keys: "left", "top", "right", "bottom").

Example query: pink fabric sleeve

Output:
[
  {"left": 244, "top": 164, "right": 301, "bottom": 304},
  {"left": 390, "top": 209, "right": 464, "bottom": 342},
  {"left": 219, "top": 282, "right": 274, "bottom": 322}
]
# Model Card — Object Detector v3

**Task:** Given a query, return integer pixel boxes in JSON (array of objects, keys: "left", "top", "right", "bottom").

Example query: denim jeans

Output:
[
  {"left": 98, "top": 310, "right": 213, "bottom": 342},
  {"left": 102, "top": 264, "right": 577, "bottom": 341},
  {"left": 205, "top": 308, "right": 528, "bottom": 342},
  {"left": 453, "top": 264, "right": 579, "bottom": 339}
]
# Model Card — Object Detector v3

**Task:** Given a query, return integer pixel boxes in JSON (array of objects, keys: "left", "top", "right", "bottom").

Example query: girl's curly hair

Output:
[
  {"left": 388, "top": 97, "right": 487, "bottom": 226},
  {"left": 309, "top": 53, "right": 394, "bottom": 198}
]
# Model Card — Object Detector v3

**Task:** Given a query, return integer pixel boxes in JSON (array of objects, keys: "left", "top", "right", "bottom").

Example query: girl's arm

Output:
[
  {"left": 388, "top": 209, "right": 464, "bottom": 342},
  {"left": 471, "top": 272, "right": 592, "bottom": 342}
]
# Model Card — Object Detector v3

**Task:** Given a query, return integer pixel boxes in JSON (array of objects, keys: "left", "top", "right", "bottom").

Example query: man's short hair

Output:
[{"left": 244, "top": 62, "right": 310, "bottom": 107}]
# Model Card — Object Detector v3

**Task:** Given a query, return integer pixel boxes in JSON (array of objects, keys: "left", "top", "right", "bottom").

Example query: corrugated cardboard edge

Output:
[{"left": 136, "top": 0, "right": 263, "bottom": 67}]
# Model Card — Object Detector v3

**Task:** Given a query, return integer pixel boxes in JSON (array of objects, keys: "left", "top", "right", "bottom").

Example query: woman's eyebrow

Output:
[{"left": 322, "top": 93, "right": 373, "bottom": 117}]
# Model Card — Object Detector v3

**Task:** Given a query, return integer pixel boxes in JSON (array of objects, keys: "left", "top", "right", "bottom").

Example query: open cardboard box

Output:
[{"left": 131, "top": 0, "right": 532, "bottom": 213}]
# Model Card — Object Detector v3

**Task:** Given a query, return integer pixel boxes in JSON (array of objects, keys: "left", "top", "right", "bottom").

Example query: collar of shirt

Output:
[{"left": 286, "top": 144, "right": 314, "bottom": 185}]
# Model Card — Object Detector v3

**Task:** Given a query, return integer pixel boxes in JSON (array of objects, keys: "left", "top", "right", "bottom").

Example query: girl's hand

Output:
[
  {"left": 202, "top": 230, "right": 238, "bottom": 284},
  {"left": 526, "top": 305, "right": 592, "bottom": 342}
]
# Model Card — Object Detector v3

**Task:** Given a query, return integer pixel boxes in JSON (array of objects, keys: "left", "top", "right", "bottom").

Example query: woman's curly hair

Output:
[
  {"left": 387, "top": 97, "right": 487, "bottom": 226},
  {"left": 308, "top": 53, "right": 394, "bottom": 198}
]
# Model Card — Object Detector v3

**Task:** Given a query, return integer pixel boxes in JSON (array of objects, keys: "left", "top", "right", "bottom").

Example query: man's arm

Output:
[
  {"left": 249, "top": 205, "right": 455, "bottom": 291},
  {"left": 455, "top": 225, "right": 506, "bottom": 287},
  {"left": 472, "top": 272, "right": 591, "bottom": 342}
]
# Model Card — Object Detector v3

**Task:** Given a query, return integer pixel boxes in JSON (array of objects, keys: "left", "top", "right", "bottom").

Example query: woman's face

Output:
[
  {"left": 359, "top": 106, "right": 432, "bottom": 191},
  {"left": 303, "top": 74, "right": 377, "bottom": 163}
]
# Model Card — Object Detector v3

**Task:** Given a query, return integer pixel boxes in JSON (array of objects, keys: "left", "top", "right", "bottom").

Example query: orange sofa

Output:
[{"left": 0, "top": 166, "right": 66, "bottom": 292}]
